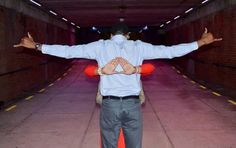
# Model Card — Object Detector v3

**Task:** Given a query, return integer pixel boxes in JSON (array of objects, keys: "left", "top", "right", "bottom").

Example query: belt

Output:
[{"left": 103, "top": 95, "right": 139, "bottom": 100}]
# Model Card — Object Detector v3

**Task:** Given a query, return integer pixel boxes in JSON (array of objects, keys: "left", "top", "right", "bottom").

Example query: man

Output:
[
  {"left": 84, "top": 63, "right": 155, "bottom": 148},
  {"left": 14, "top": 23, "right": 222, "bottom": 148}
]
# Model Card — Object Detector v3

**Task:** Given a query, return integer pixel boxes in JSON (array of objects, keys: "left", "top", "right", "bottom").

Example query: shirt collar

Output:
[{"left": 111, "top": 34, "right": 127, "bottom": 44}]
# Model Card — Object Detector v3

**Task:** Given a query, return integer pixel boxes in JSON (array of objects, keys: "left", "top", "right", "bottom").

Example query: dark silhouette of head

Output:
[{"left": 111, "top": 23, "right": 129, "bottom": 35}]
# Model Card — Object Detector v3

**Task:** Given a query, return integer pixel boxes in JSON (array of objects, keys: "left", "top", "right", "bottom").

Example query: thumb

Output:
[
  {"left": 28, "top": 32, "right": 34, "bottom": 40},
  {"left": 204, "top": 28, "right": 208, "bottom": 34},
  {"left": 117, "top": 71, "right": 126, "bottom": 74},
  {"left": 110, "top": 71, "right": 119, "bottom": 74}
]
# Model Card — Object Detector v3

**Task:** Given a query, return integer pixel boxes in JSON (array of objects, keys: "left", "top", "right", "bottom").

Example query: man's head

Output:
[{"left": 110, "top": 23, "right": 129, "bottom": 36}]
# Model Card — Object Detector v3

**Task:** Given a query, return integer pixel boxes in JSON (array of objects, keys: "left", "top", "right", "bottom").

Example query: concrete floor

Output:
[{"left": 0, "top": 60, "right": 236, "bottom": 148}]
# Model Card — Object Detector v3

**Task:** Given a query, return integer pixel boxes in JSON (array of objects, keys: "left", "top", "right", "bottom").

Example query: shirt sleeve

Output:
[
  {"left": 41, "top": 40, "right": 103, "bottom": 59},
  {"left": 138, "top": 40, "right": 199, "bottom": 60}
]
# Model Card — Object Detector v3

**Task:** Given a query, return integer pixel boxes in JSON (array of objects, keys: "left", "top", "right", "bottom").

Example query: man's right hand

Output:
[
  {"left": 101, "top": 59, "right": 119, "bottom": 75},
  {"left": 197, "top": 28, "right": 222, "bottom": 47},
  {"left": 14, "top": 32, "right": 37, "bottom": 49}
]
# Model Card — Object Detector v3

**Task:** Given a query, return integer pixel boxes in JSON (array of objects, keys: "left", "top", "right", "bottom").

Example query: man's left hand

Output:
[{"left": 197, "top": 28, "right": 222, "bottom": 47}]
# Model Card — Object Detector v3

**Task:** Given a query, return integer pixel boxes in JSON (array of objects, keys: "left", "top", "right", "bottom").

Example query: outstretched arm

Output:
[
  {"left": 14, "top": 32, "right": 101, "bottom": 59},
  {"left": 140, "top": 28, "right": 222, "bottom": 60}
]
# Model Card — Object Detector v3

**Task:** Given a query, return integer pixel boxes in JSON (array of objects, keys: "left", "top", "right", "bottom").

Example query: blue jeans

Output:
[{"left": 100, "top": 98, "right": 142, "bottom": 148}]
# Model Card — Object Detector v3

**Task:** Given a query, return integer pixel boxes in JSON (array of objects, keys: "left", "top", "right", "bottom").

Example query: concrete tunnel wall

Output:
[
  {"left": 164, "top": 0, "right": 236, "bottom": 98},
  {"left": 0, "top": 0, "right": 76, "bottom": 108},
  {"left": 0, "top": 0, "right": 235, "bottom": 108}
]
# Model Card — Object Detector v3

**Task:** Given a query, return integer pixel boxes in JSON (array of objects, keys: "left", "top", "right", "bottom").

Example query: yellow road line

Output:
[
  {"left": 25, "top": 96, "right": 34, "bottom": 100},
  {"left": 38, "top": 88, "right": 45, "bottom": 93},
  {"left": 212, "top": 92, "right": 221, "bottom": 96},
  {"left": 228, "top": 100, "right": 236, "bottom": 105},
  {"left": 176, "top": 70, "right": 181, "bottom": 74},
  {"left": 5, "top": 105, "right": 17, "bottom": 112},
  {"left": 190, "top": 80, "right": 196, "bottom": 84},
  {"left": 68, "top": 68, "right": 72, "bottom": 71},
  {"left": 182, "top": 75, "right": 187, "bottom": 79},
  {"left": 172, "top": 66, "right": 176, "bottom": 70},
  {"left": 48, "top": 83, "right": 54, "bottom": 87},
  {"left": 63, "top": 73, "right": 68, "bottom": 76},
  {"left": 199, "top": 85, "right": 206, "bottom": 89},
  {"left": 57, "top": 77, "right": 62, "bottom": 81}
]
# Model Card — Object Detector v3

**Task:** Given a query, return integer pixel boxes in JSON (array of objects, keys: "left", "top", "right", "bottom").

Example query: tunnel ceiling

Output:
[{"left": 36, "top": 0, "right": 205, "bottom": 27}]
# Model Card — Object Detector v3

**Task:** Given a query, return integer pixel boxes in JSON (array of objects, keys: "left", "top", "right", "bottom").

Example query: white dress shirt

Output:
[{"left": 42, "top": 35, "right": 198, "bottom": 97}]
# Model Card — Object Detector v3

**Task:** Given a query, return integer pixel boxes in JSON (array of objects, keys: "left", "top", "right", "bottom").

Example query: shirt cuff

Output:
[
  {"left": 192, "top": 41, "right": 199, "bottom": 50},
  {"left": 41, "top": 44, "right": 48, "bottom": 54}
]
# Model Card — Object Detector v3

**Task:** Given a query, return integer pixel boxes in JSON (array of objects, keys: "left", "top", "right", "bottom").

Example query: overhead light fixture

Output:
[
  {"left": 29, "top": 0, "right": 42, "bottom": 7},
  {"left": 71, "top": 22, "right": 75, "bottom": 26},
  {"left": 166, "top": 21, "right": 171, "bottom": 24},
  {"left": 98, "top": 31, "right": 101, "bottom": 34},
  {"left": 49, "top": 10, "right": 57, "bottom": 16},
  {"left": 92, "top": 26, "right": 97, "bottom": 31},
  {"left": 143, "top": 26, "right": 148, "bottom": 30},
  {"left": 159, "top": 0, "right": 208, "bottom": 30},
  {"left": 119, "top": 17, "right": 125, "bottom": 22},
  {"left": 62, "top": 18, "right": 68, "bottom": 22},
  {"left": 201, "top": 0, "right": 209, "bottom": 4},
  {"left": 174, "top": 15, "right": 180, "bottom": 20},
  {"left": 185, "top": 8, "right": 193, "bottom": 14},
  {"left": 76, "top": 26, "right": 80, "bottom": 29}
]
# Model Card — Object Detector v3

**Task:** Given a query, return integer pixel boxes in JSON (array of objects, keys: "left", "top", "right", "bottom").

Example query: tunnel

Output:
[{"left": 0, "top": 0, "right": 236, "bottom": 147}]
